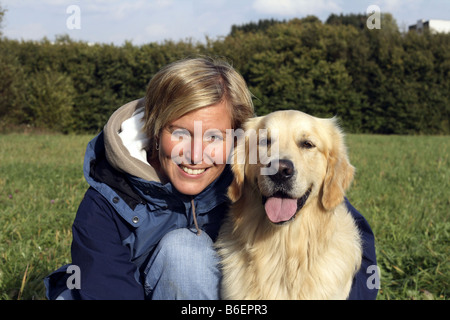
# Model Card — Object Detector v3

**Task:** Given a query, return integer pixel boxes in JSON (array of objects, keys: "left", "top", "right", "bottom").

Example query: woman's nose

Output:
[{"left": 186, "top": 137, "right": 204, "bottom": 164}]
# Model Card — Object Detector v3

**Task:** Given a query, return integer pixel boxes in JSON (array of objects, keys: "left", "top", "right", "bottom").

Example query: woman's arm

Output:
[
  {"left": 345, "top": 198, "right": 379, "bottom": 300},
  {"left": 70, "top": 187, "right": 145, "bottom": 299}
]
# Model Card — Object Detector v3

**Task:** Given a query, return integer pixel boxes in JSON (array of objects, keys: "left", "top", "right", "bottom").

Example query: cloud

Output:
[
  {"left": 378, "top": 0, "right": 422, "bottom": 13},
  {"left": 145, "top": 23, "right": 169, "bottom": 38},
  {"left": 6, "top": 22, "right": 48, "bottom": 41},
  {"left": 84, "top": 0, "right": 144, "bottom": 20},
  {"left": 252, "top": 0, "right": 341, "bottom": 16},
  {"left": 1, "top": 0, "right": 74, "bottom": 7}
]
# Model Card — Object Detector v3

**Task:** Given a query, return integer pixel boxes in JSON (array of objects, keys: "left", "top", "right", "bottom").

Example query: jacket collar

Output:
[
  {"left": 127, "top": 164, "right": 232, "bottom": 214},
  {"left": 103, "top": 98, "right": 160, "bottom": 182},
  {"left": 85, "top": 130, "right": 232, "bottom": 215}
]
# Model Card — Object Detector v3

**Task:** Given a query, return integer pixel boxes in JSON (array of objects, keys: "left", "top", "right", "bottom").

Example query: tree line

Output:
[{"left": 0, "top": 12, "right": 449, "bottom": 134}]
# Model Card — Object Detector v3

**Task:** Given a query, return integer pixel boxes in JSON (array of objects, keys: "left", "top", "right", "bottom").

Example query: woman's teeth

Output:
[{"left": 180, "top": 166, "right": 206, "bottom": 175}]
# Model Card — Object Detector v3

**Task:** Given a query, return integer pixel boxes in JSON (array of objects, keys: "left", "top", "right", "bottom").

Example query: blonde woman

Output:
[{"left": 45, "top": 57, "right": 254, "bottom": 300}]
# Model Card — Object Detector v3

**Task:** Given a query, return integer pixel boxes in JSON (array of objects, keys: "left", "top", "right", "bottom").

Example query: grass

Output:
[
  {"left": 0, "top": 133, "right": 448, "bottom": 300},
  {"left": 346, "top": 134, "right": 449, "bottom": 300},
  {"left": 0, "top": 134, "right": 92, "bottom": 300}
]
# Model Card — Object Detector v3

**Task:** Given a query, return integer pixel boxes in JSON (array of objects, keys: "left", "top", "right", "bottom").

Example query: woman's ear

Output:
[{"left": 321, "top": 126, "right": 355, "bottom": 211}]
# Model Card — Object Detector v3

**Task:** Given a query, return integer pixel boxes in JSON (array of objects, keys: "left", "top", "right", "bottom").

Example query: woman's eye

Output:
[
  {"left": 205, "top": 135, "right": 223, "bottom": 142},
  {"left": 204, "top": 130, "right": 224, "bottom": 143},
  {"left": 171, "top": 129, "right": 191, "bottom": 140}
]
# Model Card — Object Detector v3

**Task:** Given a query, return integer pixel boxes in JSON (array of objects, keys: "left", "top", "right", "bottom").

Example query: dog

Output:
[{"left": 216, "top": 110, "right": 362, "bottom": 300}]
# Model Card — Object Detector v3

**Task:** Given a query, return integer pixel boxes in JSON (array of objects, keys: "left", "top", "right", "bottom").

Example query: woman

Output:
[
  {"left": 45, "top": 57, "right": 254, "bottom": 299},
  {"left": 45, "top": 57, "right": 377, "bottom": 300}
]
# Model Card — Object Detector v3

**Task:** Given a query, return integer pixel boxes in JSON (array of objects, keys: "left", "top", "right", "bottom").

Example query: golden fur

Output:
[{"left": 216, "top": 110, "right": 362, "bottom": 299}]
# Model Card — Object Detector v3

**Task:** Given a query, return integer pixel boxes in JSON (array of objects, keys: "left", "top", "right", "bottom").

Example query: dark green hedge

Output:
[{"left": 1, "top": 14, "right": 449, "bottom": 134}]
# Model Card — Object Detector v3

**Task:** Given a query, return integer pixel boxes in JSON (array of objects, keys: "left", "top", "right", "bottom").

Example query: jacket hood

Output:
[{"left": 103, "top": 98, "right": 160, "bottom": 182}]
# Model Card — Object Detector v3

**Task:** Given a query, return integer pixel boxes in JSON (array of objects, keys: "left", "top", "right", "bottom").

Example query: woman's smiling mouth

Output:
[{"left": 179, "top": 165, "right": 207, "bottom": 175}]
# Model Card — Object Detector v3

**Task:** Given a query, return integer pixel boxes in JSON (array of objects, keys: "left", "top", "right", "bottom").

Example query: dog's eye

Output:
[
  {"left": 259, "top": 138, "right": 271, "bottom": 147},
  {"left": 300, "top": 140, "right": 315, "bottom": 149}
]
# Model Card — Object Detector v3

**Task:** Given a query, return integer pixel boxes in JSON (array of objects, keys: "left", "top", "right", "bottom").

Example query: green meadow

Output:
[{"left": 0, "top": 133, "right": 448, "bottom": 300}]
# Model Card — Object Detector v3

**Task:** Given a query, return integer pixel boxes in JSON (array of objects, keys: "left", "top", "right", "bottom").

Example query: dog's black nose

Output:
[{"left": 269, "top": 159, "right": 294, "bottom": 182}]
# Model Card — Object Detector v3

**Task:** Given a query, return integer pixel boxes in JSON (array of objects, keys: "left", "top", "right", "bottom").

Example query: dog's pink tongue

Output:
[{"left": 264, "top": 197, "right": 298, "bottom": 223}]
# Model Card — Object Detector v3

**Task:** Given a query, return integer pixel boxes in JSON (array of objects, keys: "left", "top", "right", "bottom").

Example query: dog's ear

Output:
[
  {"left": 321, "top": 121, "right": 355, "bottom": 211},
  {"left": 227, "top": 116, "right": 262, "bottom": 203},
  {"left": 228, "top": 142, "right": 247, "bottom": 202}
]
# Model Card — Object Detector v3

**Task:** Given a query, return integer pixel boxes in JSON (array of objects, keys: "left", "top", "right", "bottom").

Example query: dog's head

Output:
[{"left": 228, "top": 110, "right": 354, "bottom": 224}]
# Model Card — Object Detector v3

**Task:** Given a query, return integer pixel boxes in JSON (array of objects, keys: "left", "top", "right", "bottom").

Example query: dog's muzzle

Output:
[{"left": 262, "top": 159, "right": 311, "bottom": 224}]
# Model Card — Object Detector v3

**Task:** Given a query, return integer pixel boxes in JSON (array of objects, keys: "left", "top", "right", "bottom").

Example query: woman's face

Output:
[{"left": 158, "top": 100, "right": 233, "bottom": 196}]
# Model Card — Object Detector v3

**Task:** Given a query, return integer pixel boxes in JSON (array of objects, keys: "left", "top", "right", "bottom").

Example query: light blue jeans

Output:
[{"left": 144, "top": 228, "right": 221, "bottom": 300}]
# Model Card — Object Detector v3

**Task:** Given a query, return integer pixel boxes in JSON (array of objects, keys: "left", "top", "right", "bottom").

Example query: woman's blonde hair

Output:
[{"left": 143, "top": 57, "right": 254, "bottom": 161}]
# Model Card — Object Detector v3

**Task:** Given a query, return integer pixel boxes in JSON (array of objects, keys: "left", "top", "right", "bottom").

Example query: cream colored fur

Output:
[{"left": 216, "top": 110, "right": 362, "bottom": 300}]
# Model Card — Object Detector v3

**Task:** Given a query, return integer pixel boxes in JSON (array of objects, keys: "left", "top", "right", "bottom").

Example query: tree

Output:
[
  {"left": 22, "top": 68, "right": 76, "bottom": 132},
  {"left": 1, "top": 12, "right": 449, "bottom": 134},
  {"left": 326, "top": 13, "right": 367, "bottom": 30},
  {"left": 229, "top": 19, "right": 285, "bottom": 37},
  {"left": 0, "top": 40, "right": 27, "bottom": 127}
]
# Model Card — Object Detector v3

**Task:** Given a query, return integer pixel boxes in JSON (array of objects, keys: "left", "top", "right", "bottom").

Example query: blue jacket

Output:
[
  {"left": 45, "top": 131, "right": 233, "bottom": 299},
  {"left": 45, "top": 100, "right": 378, "bottom": 300}
]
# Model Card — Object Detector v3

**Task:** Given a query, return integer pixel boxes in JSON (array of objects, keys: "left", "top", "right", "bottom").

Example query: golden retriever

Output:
[{"left": 216, "top": 110, "right": 362, "bottom": 300}]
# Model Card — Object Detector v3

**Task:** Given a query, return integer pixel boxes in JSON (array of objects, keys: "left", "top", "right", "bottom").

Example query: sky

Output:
[{"left": 1, "top": 0, "right": 449, "bottom": 45}]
